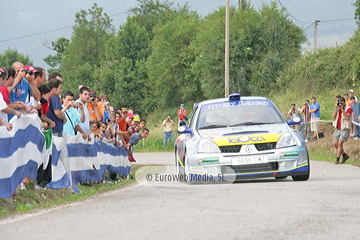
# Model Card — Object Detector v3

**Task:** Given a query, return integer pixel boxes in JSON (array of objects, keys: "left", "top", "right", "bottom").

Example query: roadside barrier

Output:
[{"left": 0, "top": 113, "right": 130, "bottom": 198}]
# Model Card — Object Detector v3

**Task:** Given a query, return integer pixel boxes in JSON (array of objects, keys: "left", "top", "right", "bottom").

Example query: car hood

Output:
[{"left": 197, "top": 123, "right": 289, "bottom": 145}]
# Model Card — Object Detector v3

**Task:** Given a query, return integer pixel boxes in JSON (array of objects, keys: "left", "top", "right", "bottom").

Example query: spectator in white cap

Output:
[{"left": 349, "top": 89, "right": 357, "bottom": 102}]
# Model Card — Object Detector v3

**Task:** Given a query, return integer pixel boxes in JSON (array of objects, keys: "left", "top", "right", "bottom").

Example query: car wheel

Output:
[
  {"left": 184, "top": 153, "right": 194, "bottom": 185},
  {"left": 292, "top": 173, "right": 309, "bottom": 181},
  {"left": 275, "top": 176, "right": 287, "bottom": 179},
  {"left": 175, "top": 148, "right": 184, "bottom": 181},
  {"left": 292, "top": 153, "right": 310, "bottom": 181}
]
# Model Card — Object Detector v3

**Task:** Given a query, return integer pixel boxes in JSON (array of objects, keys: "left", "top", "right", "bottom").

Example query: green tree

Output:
[
  {"left": 355, "top": 0, "right": 360, "bottom": 27},
  {"left": 60, "top": 3, "right": 114, "bottom": 93},
  {"left": 0, "top": 49, "right": 33, "bottom": 67},
  {"left": 96, "top": 17, "right": 151, "bottom": 113},
  {"left": 146, "top": 10, "right": 202, "bottom": 108},
  {"left": 98, "top": 0, "right": 188, "bottom": 114},
  {"left": 129, "top": 0, "right": 174, "bottom": 36},
  {"left": 191, "top": 3, "right": 305, "bottom": 99},
  {"left": 43, "top": 37, "right": 70, "bottom": 72}
]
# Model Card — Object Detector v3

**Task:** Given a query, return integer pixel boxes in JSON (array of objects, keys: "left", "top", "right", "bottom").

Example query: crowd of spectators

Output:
[
  {"left": 0, "top": 62, "right": 149, "bottom": 186},
  {"left": 287, "top": 90, "right": 359, "bottom": 164}
]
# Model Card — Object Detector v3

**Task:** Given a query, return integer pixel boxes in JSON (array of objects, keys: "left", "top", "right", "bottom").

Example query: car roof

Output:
[{"left": 197, "top": 96, "right": 270, "bottom": 107}]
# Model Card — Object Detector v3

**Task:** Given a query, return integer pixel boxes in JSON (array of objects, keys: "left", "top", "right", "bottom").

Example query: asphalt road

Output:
[{"left": 1, "top": 152, "right": 360, "bottom": 240}]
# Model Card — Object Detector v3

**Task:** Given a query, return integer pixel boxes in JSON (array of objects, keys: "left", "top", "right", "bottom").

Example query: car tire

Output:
[
  {"left": 292, "top": 174, "right": 309, "bottom": 181},
  {"left": 175, "top": 149, "right": 184, "bottom": 181},
  {"left": 184, "top": 153, "right": 194, "bottom": 185},
  {"left": 275, "top": 176, "right": 287, "bottom": 179},
  {"left": 292, "top": 153, "right": 310, "bottom": 181}
]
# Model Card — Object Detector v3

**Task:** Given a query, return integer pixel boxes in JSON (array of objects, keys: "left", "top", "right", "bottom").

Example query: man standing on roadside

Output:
[
  {"left": 77, "top": 86, "right": 91, "bottom": 138},
  {"left": 286, "top": 103, "right": 302, "bottom": 131},
  {"left": 301, "top": 100, "right": 311, "bottom": 142},
  {"left": 162, "top": 115, "right": 175, "bottom": 146},
  {"left": 309, "top": 96, "right": 320, "bottom": 141},
  {"left": 352, "top": 97, "right": 360, "bottom": 139},
  {"left": 177, "top": 104, "right": 188, "bottom": 126},
  {"left": 349, "top": 89, "right": 357, "bottom": 102},
  {"left": 332, "top": 97, "right": 351, "bottom": 164}
]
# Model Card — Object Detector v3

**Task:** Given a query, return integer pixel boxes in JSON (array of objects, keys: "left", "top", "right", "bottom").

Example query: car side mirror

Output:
[
  {"left": 177, "top": 125, "right": 193, "bottom": 135},
  {"left": 287, "top": 117, "right": 301, "bottom": 126}
]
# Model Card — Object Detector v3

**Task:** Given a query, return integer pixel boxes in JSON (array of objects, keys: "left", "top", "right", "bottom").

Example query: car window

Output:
[
  {"left": 188, "top": 105, "right": 199, "bottom": 129},
  {"left": 196, "top": 100, "right": 284, "bottom": 129}
]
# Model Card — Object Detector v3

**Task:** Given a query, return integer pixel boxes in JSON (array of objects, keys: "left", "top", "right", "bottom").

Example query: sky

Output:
[{"left": 0, "top": 0, "right": 358, "bottom": 70}]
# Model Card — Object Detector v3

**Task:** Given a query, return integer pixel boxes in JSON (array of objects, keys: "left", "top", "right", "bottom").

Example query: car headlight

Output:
[
  {"left": 198, "top": 139, "right": 221, "bottom": 153},
  {"left": 276, "top": 132, "right": 298, "bottom": 148}
]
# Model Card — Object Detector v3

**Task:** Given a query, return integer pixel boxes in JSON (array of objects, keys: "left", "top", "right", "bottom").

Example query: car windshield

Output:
[{"left": 196, "top": 100, "right": 284, "bottom": 130}]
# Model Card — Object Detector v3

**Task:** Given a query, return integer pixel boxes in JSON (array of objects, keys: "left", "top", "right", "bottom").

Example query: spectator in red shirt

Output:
[
  {"left": 0, "top": 67, "right": 26, "bottom": 111},
  {"left": 177, "top": 104, "right": 188, "bottom": 126},
  {"left": 332, "top": 97, "right": 351, "bottom": 164},
  {"left": 37, "top": 84, "right": 55, "bottom": 129}
]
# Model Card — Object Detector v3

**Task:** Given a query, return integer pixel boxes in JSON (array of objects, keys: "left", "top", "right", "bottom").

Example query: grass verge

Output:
[{"left": 0, "top": 164, "right": 157, "bottom": 219}]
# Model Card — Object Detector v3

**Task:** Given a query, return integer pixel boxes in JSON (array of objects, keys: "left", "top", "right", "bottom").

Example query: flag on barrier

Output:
[
  {"left": 0, "top": 113, "right": 131, "bottom": 198},
  {"left": 0, "top": 114, "right": 45, "bottom": 198}
]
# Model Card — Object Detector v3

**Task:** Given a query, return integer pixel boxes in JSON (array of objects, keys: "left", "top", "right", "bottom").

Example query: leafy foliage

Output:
[
  {"left": 355, "top": 0, "right": 360, "bottom": 27},
  {"left": 60, "top": 3, "right": 114, "bottom": 93},
  {"left": 0, "top": 49, "right": 33, "bottom": 67},
  {"left": 191, "top": 3, "right": 305, "bottom": 99},
  {"left": 146, "top": 9, "right": 202, "bottom": 109},
  {"left": 41, "top": 0, "right": 357, "bottom": 117},
  {"left": 43, "top": 37, "right": 70, "bottom": 72}
]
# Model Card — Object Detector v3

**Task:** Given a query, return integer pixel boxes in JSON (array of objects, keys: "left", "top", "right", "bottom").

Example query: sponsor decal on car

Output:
[
  {"left": 198, "top": 157, "right": 219, "bottom": 165},
  {"left": 201, "top": 100, "right": 273, "bottom": 112},
  {"left": 279, "top": 151, "right": 299, "bottom": 159},
  {"left": 213, "top": 133, "right": 280, "bottom": 146}
]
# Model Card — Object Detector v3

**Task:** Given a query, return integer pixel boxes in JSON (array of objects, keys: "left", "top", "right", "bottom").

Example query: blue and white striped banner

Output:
[
  {"left": 0, "top": 114, "right": 45, "bottom": 198},
  {"left": 0, "top": 113, "right": 131, "bottom": 198},
  {"left": 66, "top": 135, "right": 130, "bottom": 193}
]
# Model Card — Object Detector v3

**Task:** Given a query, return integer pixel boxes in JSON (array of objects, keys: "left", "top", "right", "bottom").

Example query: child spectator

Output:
[
  {"left": 139, "top": 118, "right": 147, "bottom": 131},
  {"left": 37, "top": 84, "right": 55, "bottom": 129},
  {"left": 46, "top": 79, "right": 67, "bottom": 137},
  {"left": 92, "top": 121, "right": 100, "bottom": 138},
  {"left": 99, "top": 122, "right": 107, "bottom": 139}
]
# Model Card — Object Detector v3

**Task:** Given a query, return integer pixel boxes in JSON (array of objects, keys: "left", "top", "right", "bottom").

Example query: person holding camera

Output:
[
  {"left": 87, "top": 91, "right": 103, "bottom": 123},
  {"left": 8, "top": 62, "right": 41, "bottom": 120},
  {"left": 61, "top": 91, "right": 87, "bottom": 139},
  {"left": 332, "top": 97, "right": 351, "bottom": 164},
  {"left": 177, "top": 104, "right": 188, "bottom": 126},
  {"left": 162, "top": 115, "right": 175, "bottom": 146},
  {"left": 286, "top": 103, "right": 302, "bottom": 131}
]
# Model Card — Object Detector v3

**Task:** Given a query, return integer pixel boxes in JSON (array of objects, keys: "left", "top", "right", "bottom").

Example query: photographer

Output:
[
  {"left": 332, "top": 97, "right": 351, "bottom": 164},
  {"left": 286, "top": 103, "right": 302, "bottom": 131},
  {"left": 162, "top": 115, "right": 175, "bottom": 146},
  {"left": 9, "top": 63, "right": 41, "bottom": 120},
  {"left": 61, "top": 91, "right": 87, "bottom": 139},
  {"left": 87, "top": 91, "right": 103, "bottom": 123},
  {"left": 301, "top": 100, "right": 311, "bottom": 142}
]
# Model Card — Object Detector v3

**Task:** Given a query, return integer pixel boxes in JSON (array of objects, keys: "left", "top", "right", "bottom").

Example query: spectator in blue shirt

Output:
[
  {"left": 351, "top": 98, "right": 360, "bottom": 139},
  {"left": 46, "top": 79, "right": 67, "bottom": 137},
  {"left": 309, "top": 96, "right": 320, "bottom": 141}
]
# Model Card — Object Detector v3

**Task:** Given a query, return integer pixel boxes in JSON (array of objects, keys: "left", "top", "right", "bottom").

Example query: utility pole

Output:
[
  {"left": 225, "top": 0, "right": 230, "bottom": 97},
  {"left": 314, "top": 20, "right": 320, "bottom": 51}
]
